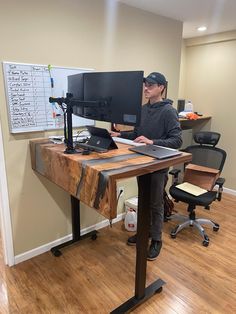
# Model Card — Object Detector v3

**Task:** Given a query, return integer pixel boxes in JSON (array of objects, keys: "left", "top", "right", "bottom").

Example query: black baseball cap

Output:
[{"left": 143, "top": 72, "right": 167, "bottom": 86}]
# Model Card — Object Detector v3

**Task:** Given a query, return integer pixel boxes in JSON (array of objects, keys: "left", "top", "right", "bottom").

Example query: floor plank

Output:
[{"left": 0, "top": 193, "right": 236, "bottom": 313}]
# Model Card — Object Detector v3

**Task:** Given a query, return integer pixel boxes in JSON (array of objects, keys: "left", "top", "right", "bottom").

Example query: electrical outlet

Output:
[{"left": 117, "top": 186, "right": 124, "bottom": 198}]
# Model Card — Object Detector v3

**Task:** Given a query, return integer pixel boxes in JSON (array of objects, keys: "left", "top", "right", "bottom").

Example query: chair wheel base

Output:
[
  {"left": 213, "top": 223, "right": 220, "bottom": 232},
  {"left": 170, "top": 227, "right": 178, "bottom": 238},
  {"left": 202, "top": 235, "right": 209, "bottom": 247}
]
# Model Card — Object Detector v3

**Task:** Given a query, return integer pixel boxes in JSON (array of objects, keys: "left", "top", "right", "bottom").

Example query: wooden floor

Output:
[{"left": 0, "top": 193, "right": 236, "bottom": 313}]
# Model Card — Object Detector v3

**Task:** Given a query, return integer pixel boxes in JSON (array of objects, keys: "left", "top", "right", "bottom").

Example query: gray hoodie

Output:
[{"left": 120, "top": 99, "right": 182, "bottom": 149}]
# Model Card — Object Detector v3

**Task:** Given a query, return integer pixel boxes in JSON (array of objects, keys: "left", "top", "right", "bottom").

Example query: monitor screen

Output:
[{"left": 68, "top": 71, "right": 143, "bottom": 126}]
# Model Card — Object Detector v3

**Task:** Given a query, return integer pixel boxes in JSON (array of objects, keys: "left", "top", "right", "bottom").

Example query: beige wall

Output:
[
  {"left": 178, "top": 42, "right": 187, "bottom": 99},
  {"left": 0, "top": 0, "right": 183, "bottom": 255},
  {"left": 179, "top": 31, "right": 236, "bottom": 189}
]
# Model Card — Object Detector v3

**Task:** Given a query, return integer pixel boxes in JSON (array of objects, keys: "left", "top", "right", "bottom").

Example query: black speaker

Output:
[{"left": 177, "top": 99, "right": 185, "bottom": 113}]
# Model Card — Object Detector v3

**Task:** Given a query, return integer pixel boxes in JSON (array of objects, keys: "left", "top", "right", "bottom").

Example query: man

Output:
[{"left": 111, "top": 72, "right": 182, "bottom": 261}]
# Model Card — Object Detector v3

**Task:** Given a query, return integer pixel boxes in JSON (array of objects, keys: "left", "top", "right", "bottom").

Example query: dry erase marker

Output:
[{"left": 48, "top": 64, "right": 54, "bottom": 88}]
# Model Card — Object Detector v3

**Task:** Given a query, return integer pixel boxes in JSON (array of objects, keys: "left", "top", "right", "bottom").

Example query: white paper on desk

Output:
[{"left": 176, "top": 182, "right": 207, "bottom": 196}]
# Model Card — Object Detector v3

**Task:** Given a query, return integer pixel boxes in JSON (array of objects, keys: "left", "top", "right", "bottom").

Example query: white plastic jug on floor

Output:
[{"left": 124, "top": 209, "right": 137, "bottom": 232}]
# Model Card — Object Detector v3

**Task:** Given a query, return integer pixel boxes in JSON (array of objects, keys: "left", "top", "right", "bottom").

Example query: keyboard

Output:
[
  {"left": 73, "top": 138, "right": 87, "bottom": 145},
  {"left": 75, "top": 142, "right": 108, "bottom": 153},
  {"left": 113, "top": 137, "right": 145, "bottom": 147},
  {"left": 49, "top": 135, "right": 89, "bottom": 144}
]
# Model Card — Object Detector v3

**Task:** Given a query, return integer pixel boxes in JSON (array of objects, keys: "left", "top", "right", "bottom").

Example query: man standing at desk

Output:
[{"left": 111, "top": 72, "right": 182, "bottom": 260}]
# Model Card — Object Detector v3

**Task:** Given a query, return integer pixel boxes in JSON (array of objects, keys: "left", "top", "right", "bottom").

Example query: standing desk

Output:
[{"left": 30, "top": 139, "right": 191, "bottom": 313}]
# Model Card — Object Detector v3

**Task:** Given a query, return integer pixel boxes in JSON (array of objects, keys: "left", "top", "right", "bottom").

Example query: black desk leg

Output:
[
  {"left": 51, "top": 195, "right": 97, "bottom": 256},
  {"left": 111, "top": 174, "right": 165, "bottom": 313}
]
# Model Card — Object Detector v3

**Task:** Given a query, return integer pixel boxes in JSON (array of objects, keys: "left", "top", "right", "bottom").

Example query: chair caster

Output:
[
  {"left": 202, "top": 235, "right": 209, "bottom": 247},
  {"left": 91, "top": 233, "right": 97, "bottom": 240},
  {"left": 213, "top": 223, "right": 220, "bottom": 232},
  {"left": 51, "top": 249, "right": 62, "bottom": 257}
]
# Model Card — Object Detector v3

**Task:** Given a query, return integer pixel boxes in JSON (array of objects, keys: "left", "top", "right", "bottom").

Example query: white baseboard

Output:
[
  {"left": 224, "top": 187, "right": 236, "bottom": 196},
  {"left": 14, "top": 212, "right": 125, "bottom": 265},
  {"left": 13, "top": 187, "right": 236, "bottom": 265}
]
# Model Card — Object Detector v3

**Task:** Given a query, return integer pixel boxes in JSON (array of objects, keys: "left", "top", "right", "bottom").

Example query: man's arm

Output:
[
  {"left": 110, "top": 128, "right": 138, "bottom": 140},
  {"left": 119, "top": 127, "right": 138, "bottom": 140},
  {"left": 153, "top": 109, "right": 182, "bottom": 149}
]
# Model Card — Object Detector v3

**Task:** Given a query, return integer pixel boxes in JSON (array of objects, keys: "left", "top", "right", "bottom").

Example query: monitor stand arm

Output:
[
  {"left": 49, "top": 95, "right": 111, "bottom": 154},
  {"left": 64, "top": 102, "right": 76, "bottom": 154},
  {"left": 49, "top": 94, "right": 78, "bottom": 154}
]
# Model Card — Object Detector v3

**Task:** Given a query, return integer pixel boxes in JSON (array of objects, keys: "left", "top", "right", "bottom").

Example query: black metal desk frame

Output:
[
  {"left": 51, "top": 173, "right": 165, "bottom": 312},
  {"left": 50, "top": 196, "right": 97, "bottom": 257},
  {"left": 111, "top": 173, "right": 165, "bottom": 313}
]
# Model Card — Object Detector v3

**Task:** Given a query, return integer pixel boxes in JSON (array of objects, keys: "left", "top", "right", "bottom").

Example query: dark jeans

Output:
[{"left": 138, "top": 169, "right": 168, "bottom": 241}]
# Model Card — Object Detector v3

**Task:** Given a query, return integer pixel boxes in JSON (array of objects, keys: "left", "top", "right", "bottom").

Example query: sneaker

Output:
[
  {"left": 147, "top": 240, "right": 162, "bottom": 261},
  {"left": 127, "top": 233, "right": 151, "bottom": 246},
  {"left": 127, "top": 234, "right": 137, "bottom": 246}
]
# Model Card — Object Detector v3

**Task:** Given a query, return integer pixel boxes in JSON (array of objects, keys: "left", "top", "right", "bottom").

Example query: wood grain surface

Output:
[{"left": 30, "top": 139, "right": 191, "bottom": 219}]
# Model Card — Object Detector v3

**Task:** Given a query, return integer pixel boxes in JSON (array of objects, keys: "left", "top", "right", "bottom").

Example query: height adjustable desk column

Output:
[{"left": 30, "top": 139, "right": 191, "bottom": 313}]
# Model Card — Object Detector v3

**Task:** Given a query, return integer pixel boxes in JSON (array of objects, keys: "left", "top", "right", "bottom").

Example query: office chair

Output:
[{"left": 169, "top": 131, "right": 227, "bottom": 246}]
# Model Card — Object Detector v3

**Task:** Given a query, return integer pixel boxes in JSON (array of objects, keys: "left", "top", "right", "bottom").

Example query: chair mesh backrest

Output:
[
  {"left": 194, "top": 132, "right": 220, "bottom": 147},
  {"left": 184, "top": 145, "right": 226, "bottom": 172}
]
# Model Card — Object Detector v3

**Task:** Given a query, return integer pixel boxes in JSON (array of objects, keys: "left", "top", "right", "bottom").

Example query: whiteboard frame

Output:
[{"left": 2, "top": 61, "right": 95, "bottom": 133}]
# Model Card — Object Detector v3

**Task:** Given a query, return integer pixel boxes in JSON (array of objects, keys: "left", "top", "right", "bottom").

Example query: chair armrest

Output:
[
  {"left": 169, "top": 169, "right": 181, "bottom": 177},
  {"left": 215, "top": 177, "right": 225, "bottom": 201},
  {"left": 215, "top": 177, "right": 225, "bottom": 187},
  {"left": 169, "top": 169, "right": 181, "bottom": 185}
]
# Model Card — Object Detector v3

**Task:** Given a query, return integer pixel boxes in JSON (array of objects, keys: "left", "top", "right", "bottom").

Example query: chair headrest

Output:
[{"left": 193, "top": 132, "right": 220, "bottom": 147}]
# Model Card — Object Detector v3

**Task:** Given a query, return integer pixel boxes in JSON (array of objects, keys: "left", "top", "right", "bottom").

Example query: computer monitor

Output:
[
  {"left": 177, "top": 99, "right": 185, "bottom": 113},
  {"left": 68, "top": 71, "right": 144, "bottom": 126}
]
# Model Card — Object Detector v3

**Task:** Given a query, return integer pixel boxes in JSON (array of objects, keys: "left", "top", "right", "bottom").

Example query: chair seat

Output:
[{"left": 169, "top": 185, "right": 217, "bottom": 206}]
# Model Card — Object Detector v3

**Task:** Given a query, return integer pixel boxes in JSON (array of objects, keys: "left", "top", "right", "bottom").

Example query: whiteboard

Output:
[{"left": 2, "top": 62, "right": 95, "bottom": 133}]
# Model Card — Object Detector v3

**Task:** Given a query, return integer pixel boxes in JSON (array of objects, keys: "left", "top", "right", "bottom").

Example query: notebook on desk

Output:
[
  {"left": 129, "top": 144, "right": 182, "bottom": 159},
  {"left": 76, "top": 125, "right": 118, "bottom": 152}
]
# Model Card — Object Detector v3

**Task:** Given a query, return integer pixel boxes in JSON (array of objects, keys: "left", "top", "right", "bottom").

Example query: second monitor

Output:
[{"left": 68, "top": 70, "right": 144, "bottom": 126}]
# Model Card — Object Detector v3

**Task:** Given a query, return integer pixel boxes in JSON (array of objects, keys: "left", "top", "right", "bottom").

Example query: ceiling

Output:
[{"left": 117, "top": 0, "right": 236, "bottom": 38}]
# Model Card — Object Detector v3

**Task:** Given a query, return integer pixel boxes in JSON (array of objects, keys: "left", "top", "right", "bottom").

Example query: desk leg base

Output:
[
  {"left": 50, "top": 230, "right": 98, "bottom": 257},
  {"left": 110, "top": 278, "right": 165, "bottom": 314}
]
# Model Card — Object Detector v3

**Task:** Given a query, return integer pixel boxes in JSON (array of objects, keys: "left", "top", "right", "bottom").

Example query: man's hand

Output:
[
  {"left": 134, "top": 136, "right": 153, "bottom": 145},
  {"left": 109, "top": 131, "right": 121, "bottom": 137}
]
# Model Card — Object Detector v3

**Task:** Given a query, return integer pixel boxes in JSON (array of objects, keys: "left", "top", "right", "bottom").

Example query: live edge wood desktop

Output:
[{"left": 30, "top": 139, "right": 191, "bottom": 313}]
